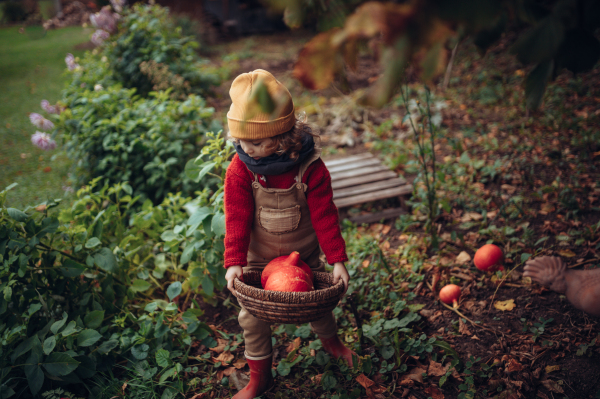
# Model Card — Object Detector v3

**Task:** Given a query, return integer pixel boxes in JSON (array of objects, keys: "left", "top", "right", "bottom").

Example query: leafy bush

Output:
[
  {"left": 107, "top": 4, "right": 219, "bottom": 97},
  {"left": 57, "top": 82, "right": 221, "bottom": 205},
  {"left": 0, "top": 146, "right": 228, "bottom": 398}
]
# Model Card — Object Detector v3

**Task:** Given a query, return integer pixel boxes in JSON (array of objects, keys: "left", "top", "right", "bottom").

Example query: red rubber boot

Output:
[
  {"left": 232, "top": 354, "right": 273, "bottom": 399},
  {"left": 320, "top": 335, "right": 357, "bottom": 367}
]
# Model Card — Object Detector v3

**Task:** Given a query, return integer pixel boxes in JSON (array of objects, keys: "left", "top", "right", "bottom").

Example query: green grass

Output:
[{"left": 0, "top": 25, "right": 90, "bottom": 208}]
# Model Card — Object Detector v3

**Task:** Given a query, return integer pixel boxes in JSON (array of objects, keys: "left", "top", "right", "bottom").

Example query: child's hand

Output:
[
  {"left": 332, "top": 262, "right": 350, "bottom": 295},
  {"left": 225, "top": 265, "right": 243, "bottom": 296}
]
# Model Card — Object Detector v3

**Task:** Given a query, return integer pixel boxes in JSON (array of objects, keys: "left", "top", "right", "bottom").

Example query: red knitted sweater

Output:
[{"left": 224, "top": 154, "right": 348, "bottom": 268}]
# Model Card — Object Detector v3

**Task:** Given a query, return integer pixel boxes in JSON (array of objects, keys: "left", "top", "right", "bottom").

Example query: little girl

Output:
[{"left": 223, "top": 69, "right": 356, "bottom": 398}]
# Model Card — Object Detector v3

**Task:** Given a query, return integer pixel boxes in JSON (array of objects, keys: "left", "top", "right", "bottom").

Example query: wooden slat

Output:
[
  {"left": 330, "top": 164, "right": 390, "bottom": 181},
  {"left": 333, "top": 178, "right": 407, "bottom": 199},
  {"left": 327, "top": 157, "right": 381, "bottom": 173},
  {"left": 333, "top": 185, "right": 413, "bottom": 208},
  {"left": 332, "top": 171, "right": 399, "bottom": 190},
  {"left": 348, "top": 207, "right": 407, "bottom": 224},
  {"left": 323, "top": 153, "right": 374, "bottom": 167}
]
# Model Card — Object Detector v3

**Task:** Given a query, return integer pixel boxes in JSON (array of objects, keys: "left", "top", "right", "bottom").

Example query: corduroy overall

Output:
[{"left": 239, "top": 147, "right": 338, "bottom": 359}]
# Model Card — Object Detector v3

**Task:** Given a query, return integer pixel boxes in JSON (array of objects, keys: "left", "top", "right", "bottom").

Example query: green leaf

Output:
[
  {"left": 211, "top": 212, "right": 226, "bottom": 237},
  {"left": 277, "top": 359, "right": 291, "bottom": 376},
  {"left": 166, "top": 281, "right": 182, "bottom": 301},
  {"left": 43, "top": 336, "right": 56, "bottom": 355},
  {"left": 130, "top": 279, "right": 152, "bottom": 292},
  {"left": 93, "top": 247, "right": 118, "bottom": 273},
  {"left": 180, "top": 242, "right": 195, "bottom": 264},
  {"left": 161, "top": 230, "right": 180, "bottom": 242},
  {"left": 534, "top": 236, "right": 549, "bottom": 246},
  {"left": 294, "top": 325, "right": 311, "bottom": 339},
  {"left": 131, "top": 344, "right": 150, "bottom": 360},
  {"left": 36, "top": 217, "right": 59, "bottom": 237},
  {"left": 77, "top": 329, "right": 102, "bottom": 347},
  {"left": 398, "top": 312, "right": 421, "bottom": 327},
  {"left": 61, "top": 320, "right": 78, "bottom": 337},
  {"left": 97, "top": 340, "right": 119, "bottom": 355},
  {"left": 198, "top": 162, "right": 216, "bottom": 181},
  {"left": 520, "top": 253, "right": 532, "bottom": 263},
  {"left": 85, "top": 237, "right": 102, "bottom": 249},
  {"left": 159, "top": 366, "right": 177, "bottom": 384},
  {"left": 24, "top": 365, "right": 44, "bottom": 396},
  {"left": 7, "top": 208, "right": 28, "bottom": 222},
  {"left": 155, "top": 349, "right": 171, "bottom": 368},
  {"left": 186, "top": 207, "right": 211, "bottom": 236},
  {"left": 525, "top": 60, "right": 553, "bottom": 110},
  {"left": 50, "top": 312, "right": 68, "bottom": 334},
  {"left": 84, "top": 310, "right": 105, "bottom": 329},
  {"left": 316, "top": 351, "right": 330, "bottom": 366},
  {"left": 201, "top": 275, "right": 214, "bottom": 297},
  {"left": 59, "top": 258, "right": 87, "bottom": 278},
  {"left": 27, "top": 303, "right": 42, "bottom": 317},
  {"left": 321, "top": 371, "right": 337, "bottom": 390},
  {"left": 10, "top": 335, "right": 38, "bottom": 363},
  {"left": 42, "top": 352, "right": 80, "bottom": 376},
  {"left": 380, "top": 345, "right": 395, "bottom": 360}
]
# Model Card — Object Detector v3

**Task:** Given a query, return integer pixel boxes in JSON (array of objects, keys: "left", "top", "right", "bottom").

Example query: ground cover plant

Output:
[{"left": 1, "top": 1, "right": 600, "bottom": 398}]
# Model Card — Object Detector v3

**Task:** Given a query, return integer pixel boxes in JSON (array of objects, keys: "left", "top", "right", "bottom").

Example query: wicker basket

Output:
[{"left": 233, "top": 270, "right": 345, "bottom": 324}]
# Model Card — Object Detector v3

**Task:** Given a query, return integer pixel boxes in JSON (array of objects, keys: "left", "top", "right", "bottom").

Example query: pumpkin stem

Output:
[{"left": 287, "top": 251, "right": 300, "bottom": 266}]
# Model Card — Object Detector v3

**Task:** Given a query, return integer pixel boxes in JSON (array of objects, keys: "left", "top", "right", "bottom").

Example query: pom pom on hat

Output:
[{"left": 227, "top": 69, "right": 296, "bottom": 140}]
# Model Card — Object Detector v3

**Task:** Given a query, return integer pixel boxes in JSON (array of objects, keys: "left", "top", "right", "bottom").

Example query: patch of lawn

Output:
[{"left": 0, "top": 25, "right": 90, "bottom": 208}]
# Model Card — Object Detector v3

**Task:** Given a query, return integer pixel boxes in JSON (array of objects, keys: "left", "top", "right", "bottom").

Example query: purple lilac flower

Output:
[
  {"left": 90, "top": 6, "right": 118, "bottom": 33},
  {"left": 110, "top": 0, "right": 126, "bottom": 13},
  {"left": 31, "top": 132, "right": 57, "bottom": 150},
  {"left": 65, "top": 53, "right": 79, "bottom": 71},
  {"left": 41, "top": 100, "right": 57, "bottom": 114},
  {"left": 91, "top": 29, "right": 110, "bottom": 46},
  {"left": 29, "top": 113, "right": 54, "bottom": 131}
]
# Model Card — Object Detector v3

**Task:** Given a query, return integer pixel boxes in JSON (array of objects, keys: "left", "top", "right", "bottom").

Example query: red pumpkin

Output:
[
  {"left": 474, "top": 244, "right": 504, "bottom": 272},
  {"left": 261, "top": 251, "right": 313, "bottom": 288},
  {"left": 263, "top": 265, "right": 313, "bottom": 292}
]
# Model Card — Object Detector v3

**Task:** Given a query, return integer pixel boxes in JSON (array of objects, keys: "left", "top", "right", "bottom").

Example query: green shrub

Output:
[
  {"left": 0, "top": 163, "right": 227, "bottom": 397},
  {"left": 57, "top": 83, "right": 221, "bottom": 205},
  {"left": 108, "top": 4, "right": 219, "bottom": 97}
]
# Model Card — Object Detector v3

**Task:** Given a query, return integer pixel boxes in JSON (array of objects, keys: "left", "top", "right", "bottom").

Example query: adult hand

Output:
[
  {"left": 332, "top": 262, "right": 350, "bottom": 295},
  {"left": 225, "top": 265, "right": 243, "bottom": 296}
]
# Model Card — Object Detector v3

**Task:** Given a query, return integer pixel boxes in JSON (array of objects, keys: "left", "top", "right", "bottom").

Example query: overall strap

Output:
[{"left": 298, "top": 145, "right": 322, "bottom": 183}]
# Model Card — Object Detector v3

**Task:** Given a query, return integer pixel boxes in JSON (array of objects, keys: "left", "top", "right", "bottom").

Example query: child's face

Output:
[{"left": 239, "top": 138, "right": 275, "bottom": 160}]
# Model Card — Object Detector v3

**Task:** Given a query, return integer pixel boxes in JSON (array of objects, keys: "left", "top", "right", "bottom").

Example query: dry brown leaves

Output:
[
  {"left": 398, "top": 367, "right": 426, "bottom": 387},
  {"left": 356, "top": 374, "right": 386, "bottom": 399},
  {"left": 427, "top": 360, "right": 448, "bottom": 377},
  {"left": 424, "top": 385, "right": 445, "bottom": 399},
  {"left": 209, "top": 338, "right": 227, "bottom": 353}
]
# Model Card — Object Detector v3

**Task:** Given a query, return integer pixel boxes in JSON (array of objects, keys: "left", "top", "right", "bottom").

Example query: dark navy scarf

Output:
[{"left": 234, "top": 134, "right": 315, "bottom": 176}]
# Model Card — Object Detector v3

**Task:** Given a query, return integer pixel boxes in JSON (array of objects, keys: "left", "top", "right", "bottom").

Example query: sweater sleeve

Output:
[
  {"left": 304, "top": 159, "right": 349, "bottom": 264},
  {"left": 223, "top": 155, "right": 254, "bottom": 268}
]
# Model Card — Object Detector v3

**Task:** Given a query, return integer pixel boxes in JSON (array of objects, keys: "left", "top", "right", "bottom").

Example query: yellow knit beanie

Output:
[{"left": 227, "top": 69, "right": 296, "bottom": 140}]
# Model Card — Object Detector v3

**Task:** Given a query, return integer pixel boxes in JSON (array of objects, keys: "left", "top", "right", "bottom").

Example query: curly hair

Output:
[{"left": 230, "top": 120, "right": 320, "bottom": 161}]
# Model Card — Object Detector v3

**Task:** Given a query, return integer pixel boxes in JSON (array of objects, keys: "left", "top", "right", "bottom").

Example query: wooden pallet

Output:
[{"left": 324, "top": 153, "right": 412, "bottom": 223}]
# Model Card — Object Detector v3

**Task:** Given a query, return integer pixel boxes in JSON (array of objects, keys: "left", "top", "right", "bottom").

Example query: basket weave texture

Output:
[{"left": 233, "top": 270, "right": 344, "bottom": 323}]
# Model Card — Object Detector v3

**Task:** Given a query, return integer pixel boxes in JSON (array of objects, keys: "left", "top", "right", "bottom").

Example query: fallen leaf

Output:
[
  {"left": 381, "top": 240, "right": 391, "bottom": 251},
  {"left": 558, "top": 249, "right": 576, "bottom": 257},
  {"left": 362, "top": 260, "right": 370, "bottom": 268},
  {"left": 356, "top": 373, "right": 376, "bottom": 389},
  {"left": 213, "top": 351, "right": 234, "bottom": 364},
  {"left": 311, "top": 374, "right": 323, "bottom": 384},
  {"left": 501, "top": 184, "right": 517, "bottom": 194},
  {"left": 35, "top": 204, "right": 47, "bottom": 212},
  {"left": 494, "top": 299, "right": 516, "bottom": 311},
  {"left": 399, "top": 367, "right": 425, "bottom": 386},
  {"left": 223, "top": 366, "right": 236, "bottom": 376},
  {"left": 43, "top": 166, "right": 52, "bottom": 173},
  {"left": 505, "top": 358, "right": 523, "bottom": 373},
  {"left": 427, "top": 361, "right": 448, "bottom": 377},
  {"left": 286, "top": 337, "right": 301, "bottom": 352},
  {"left": 471, "top": 335, "right": 480, "bottom": 340},
  {"left": 460, "top": 212, "right": 483, "bottom": 222},
  {"left": 455, "top": 251, "right": 471, "bottom": 265},
  {"left": 545, "top": 365, "right": 560, "bottom": 373},
  {"left": 424, "top": 385, "right": 444, "bottom": 399},
  {"left": 209, "top": 338, "right": 227, "bottom": 353},
  {"left": 190, "top": 394, "right": 208, "bottom": 399},
  {"left": 382, "top": 225, "right": 392, "bottom": 235},
  {"left": 458, "top": 318, "right": 472, "bottom": 336},
  {"left": 233, "top": 358, "right": 247, "bottom": 369},
  {"left": 540, "top": 203, "right": 555, "bottom": 214},
  {"left": 541, "top": 379, "right": 564, "bottom": 394}
]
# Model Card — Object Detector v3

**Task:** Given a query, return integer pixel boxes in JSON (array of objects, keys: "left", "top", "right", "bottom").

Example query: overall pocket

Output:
[{"left": 258, "top": 205, "right": 301, "bottom": 234}]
